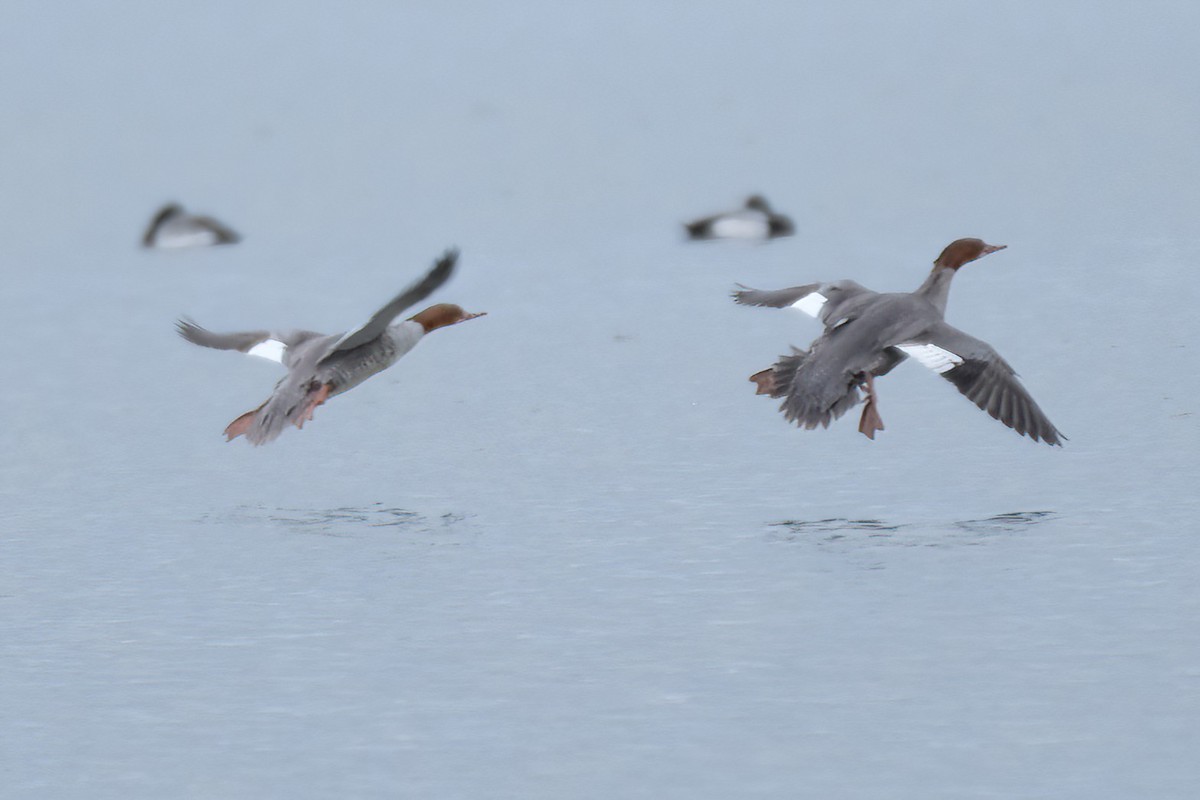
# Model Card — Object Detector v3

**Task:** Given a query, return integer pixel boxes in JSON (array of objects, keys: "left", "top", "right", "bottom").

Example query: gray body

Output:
[
  {"left": 685, "top": 195, "right": 794, "bottom": 241},
  {"left": 734, "top": 266, "right": 1065, "bottom": 446},
  {"left": 238, "top": 322, "right": 424, "bottom": 445},
  {"left": 143, "top": 203, "right": 239, "bottom": 248},
  {"left": 178, "top": 250, "right": 456, "bottom": 445}
]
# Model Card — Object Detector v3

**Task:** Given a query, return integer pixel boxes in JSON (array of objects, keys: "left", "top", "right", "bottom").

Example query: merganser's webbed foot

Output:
[
  {"left": 294, "top": 382, "right": 333, "bottom": 430},
  {"left": 857, "top": 374, "right": 885, "bottom": 440},
  {"left": 858, "top": 400, "right": 885, "bottom": 439}
]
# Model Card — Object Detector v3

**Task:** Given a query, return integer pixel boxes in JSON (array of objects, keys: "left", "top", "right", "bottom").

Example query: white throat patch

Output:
[{"left": 897, "top": 343, "right": 963, "bottom": 374}]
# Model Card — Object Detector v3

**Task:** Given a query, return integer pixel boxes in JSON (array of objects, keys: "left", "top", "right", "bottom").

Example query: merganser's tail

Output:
[
  {"left": 750, "top": 347, "right": 807, "bottom": 397},
  {"left": 224, "top": 380, "right": 333, "bottom": 445},
  {"left": 752, "top": 346, "right": 864, "bottom": 430}
]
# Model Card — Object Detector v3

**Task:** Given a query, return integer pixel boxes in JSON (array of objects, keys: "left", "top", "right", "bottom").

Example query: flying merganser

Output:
[
  {"left": 143, "top": 203, "right": 240, "bottom": 249},
  {"left": 733, "top": 238, "right": 1064, "bottom": 446},
  {"left": 177, "top": 249, "right": 484, "bottom": 445},
  {"left": 685, "top": 195, "right": 795, "bottom": 241}
]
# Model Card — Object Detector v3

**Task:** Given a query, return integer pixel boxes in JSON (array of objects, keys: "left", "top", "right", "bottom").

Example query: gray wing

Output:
[
  {"left": 897, "top": 322, "right": 1065, "bottom": 446},
  {"left": 192, "top": 215, "right": 240, "bottom": 244},
  {"left": 328, "top": 248, "right": 458, "bottom": 354},
  {"left": 733, "top": 280, "right": 878, "bottom": 329},
  {"left": 176, "top": 319, "right": 326, "bottom": 365},
  {"left": 732, "top": 283, "right": 823, "bottom": 308}
]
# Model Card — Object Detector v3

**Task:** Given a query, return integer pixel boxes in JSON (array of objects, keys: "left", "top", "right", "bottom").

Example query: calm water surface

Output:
[{"left": 2, "top": 2, "right": 1198, "bottom": 798}]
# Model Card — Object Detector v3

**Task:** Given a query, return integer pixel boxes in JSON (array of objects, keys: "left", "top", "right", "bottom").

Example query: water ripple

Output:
[
  {"left": 768, "top": 510, "right": 1058, "bottom": 550},
  {"left": 199, "top": 503, "right": 473, "bottom": 541}
]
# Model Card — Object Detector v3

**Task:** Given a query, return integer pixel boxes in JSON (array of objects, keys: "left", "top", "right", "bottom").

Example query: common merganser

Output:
[
  {"left": 733, "top": 239, "right": 1064, "bottom": 446},
  {"left": 177, "top": 249, "right": 484, "bottom": 445},
  {"left": 143, "top": 203, "right": 239, "bottom": 249},
  {"left": 685, "top": 195, "right": 794, "bottom": 241}
]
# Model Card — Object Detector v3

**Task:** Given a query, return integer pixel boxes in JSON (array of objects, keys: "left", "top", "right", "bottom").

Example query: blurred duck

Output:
[
  {"left": 177, "top": 249, "right": 484, "bottom": 445},
  {"left": 685, "top": 195, "right": 794, "bottom": 241},
  {"left": 143, "top": 203, "right": 240, "bottom": 249},
  {"left": 733, "top": 238, "right": 1064, "bottom": 446}
]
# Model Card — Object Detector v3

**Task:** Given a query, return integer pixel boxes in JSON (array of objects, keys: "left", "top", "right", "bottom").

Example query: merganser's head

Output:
[
  {"left": 409, "top": 303, "right": 486, "bottom": 332},
  {"left": 146, "top": 203, "right": 184, "bottom": 232},
  {"left": 934, "top": 238, "right": 1006, "bottom": 270}
]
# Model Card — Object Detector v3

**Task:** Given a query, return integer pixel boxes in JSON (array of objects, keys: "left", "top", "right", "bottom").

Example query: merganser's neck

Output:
[
  {"left": 914, "top": 266, "right": 957, "bottom": 316},
  {"left": 914, "top": 239, "right": 1006, "bottom": 314}
]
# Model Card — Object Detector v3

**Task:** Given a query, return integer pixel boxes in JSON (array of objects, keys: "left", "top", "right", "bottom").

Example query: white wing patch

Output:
[
  {"left": 791, "top": 291, "right": 828, "bottom": 318},
  {"left": 246, "top": 339, "right": 287, "bottom": 363},
  {"left": 897, "top": 343, "right": 963, "bottom": 374}
]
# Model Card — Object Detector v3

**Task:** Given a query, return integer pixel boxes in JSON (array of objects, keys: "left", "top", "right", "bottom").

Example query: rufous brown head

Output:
[
  {"left": 933, "top": 238, "right": 1006, "bottom": 270},
  {"left": 409, "top": 303, "right": 486, "bottom": 332}
]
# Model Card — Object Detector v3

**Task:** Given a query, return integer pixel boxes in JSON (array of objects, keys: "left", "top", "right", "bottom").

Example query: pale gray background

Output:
[{"left": 2, "top": 2, "right": 1198, "bottom": 798}]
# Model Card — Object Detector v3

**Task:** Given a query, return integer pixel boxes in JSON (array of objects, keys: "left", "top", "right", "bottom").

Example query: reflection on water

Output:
[
  {"left": 199, "top": 502, "right": 473, "bottom": 540},
  {"left": 768, "top": 511, "right": 1058, "bottom": 550},
  {"left": 769, "top": 518, "right": 903, "bottom": 537},
  {"left": 954, "top": 510, "right": 1057, "bottom": 533}
]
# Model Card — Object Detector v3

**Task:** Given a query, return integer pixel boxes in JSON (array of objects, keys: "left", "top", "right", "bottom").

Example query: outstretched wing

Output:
[
  {"left": 733, "top": 280, "right": 878, "bottom": 328},
  {"left": 896, "top": 322, "right": 1065, "bottom": 446},
  {"left": 175, "top": 319, "right": 326, "bottom": 365},
  {"left": 328, "top": 248, "right": 458, "bottom": 354},
  {"left": 733, "top": 283, "right": 823, "bottom": 310}
]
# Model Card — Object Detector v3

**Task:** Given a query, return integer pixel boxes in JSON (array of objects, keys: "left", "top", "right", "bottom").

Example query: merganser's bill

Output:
[
  {"left": 733, "top": 239, "right": 1064, "bottom": 445},
  {"left": 177, "top": 249, "right": 484, "bottom": 445},
  {"left": 685, "top": 195, "right": 794, "bottom": 241},
  {"left": 143, "top": 203, "right": 240, "bottom": 249}
]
